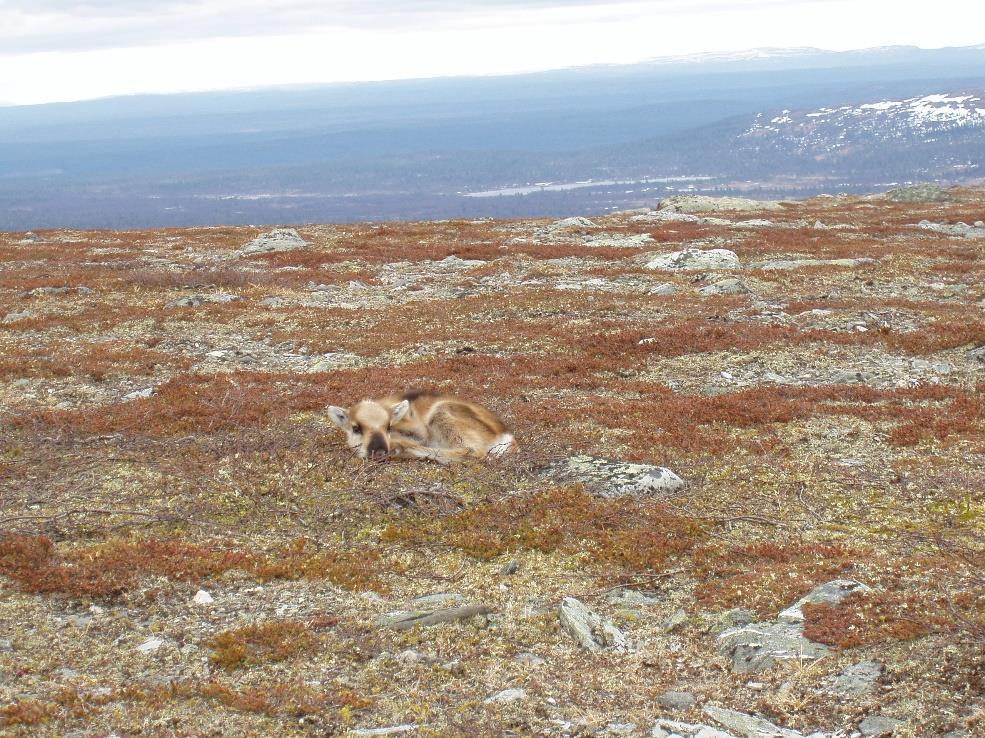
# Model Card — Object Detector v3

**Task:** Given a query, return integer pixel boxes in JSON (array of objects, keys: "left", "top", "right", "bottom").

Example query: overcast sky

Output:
[{"left": 1, "top": 0, "right": 983, "bottom": 105}]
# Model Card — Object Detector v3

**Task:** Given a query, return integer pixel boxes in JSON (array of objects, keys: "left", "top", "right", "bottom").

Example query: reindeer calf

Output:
[{"left": 327, "top": 391, "right": 516, "bottom": 463}]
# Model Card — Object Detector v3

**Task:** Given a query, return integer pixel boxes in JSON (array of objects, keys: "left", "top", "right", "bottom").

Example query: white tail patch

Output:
[{"left": 488, "top": 433, "right": 515, "bottom": 458}]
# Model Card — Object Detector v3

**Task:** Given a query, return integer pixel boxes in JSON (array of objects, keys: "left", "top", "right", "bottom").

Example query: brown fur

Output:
[{"left": 327, "top": 391, "right": 516, "bottom": 463}]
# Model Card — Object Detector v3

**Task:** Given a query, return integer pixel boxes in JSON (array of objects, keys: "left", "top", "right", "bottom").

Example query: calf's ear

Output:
[
  {"left": 391, "top": 399, "right": 410, "bottom": 423},
  {"left": 327, "top": 406, "right": 349, "bottom": 428}
]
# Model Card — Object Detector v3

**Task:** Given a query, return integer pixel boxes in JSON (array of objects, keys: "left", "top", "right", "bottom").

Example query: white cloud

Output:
[{"left": 0, "top": 0, "right": 983, "bottom": 105}]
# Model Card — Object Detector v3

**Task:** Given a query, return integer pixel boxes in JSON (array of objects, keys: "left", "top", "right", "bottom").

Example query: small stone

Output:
[
  {"left": 56, "top": 667, "right": 80, "bottom": 678},
  {"left": 697, "top": 277, "right": 750, "bottom": 296},
  {"left": 829, "top": 660, "right": 882, "bottom": 696},
  {"left": 260, "top": 296, "right": 287, "bottom": 307},
  {"left": 605, "top": 723, "right": 638, "bottom": 735},
  {"left": 136, "top": 637, "right": 164, "bottom": 653},
  {"left": 664, "top": 609, "right": 689, "bottom": 633},
  {"left": 649, "top": 282, "right": 679, "bottom": 296},
  {"left": 349, "top": 726, "right": 418, "bottom": 737},
  {"left": 722, "top": 608, "right": 756, "bottom": 627},
  {"left": 0, "top": 639, "right": 12, "bottom": 652},
  {"left": 499, "top": 559, "right": 519, "bottom": 575},
  {"left": 192, "top": 589, "right": 213, "bottom": 605},
  {"left": 830, "top": 370, "right": 867, "bottom": 385},
  {"left": 483, "top": 687, "right": 527, "bottom": 705},
  {"left": 122, "top": 387, "right": 155, "bottom": 402},
  {"left": 396, "top": 649, "right": 424, "bottom": 665},
  {"left": 608, "top": 588, "right": 660, "bottom": 607},
  {"left": 514, "top": 652, "right": 546, "bottom": 666},
  {"left": 859, "top": 715, "right": 902, "bottom": 737},
  {"left": 657, "top": 691, "right": 696, "bottom": 711}
]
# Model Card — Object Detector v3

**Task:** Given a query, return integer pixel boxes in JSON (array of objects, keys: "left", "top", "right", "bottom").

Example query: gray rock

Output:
[
  {"left": 646, "top": 248, "right": 740, "bottom": 271},
  {"left": 514, "top": 652, "right": 545, "bottom": 666},
  {"left": 409, "top": 592, "right": 464, "bottom": 609},
  {"left": 753, "top": 258, "right": 877, "bottom": 271},
  {"left": 632, "top": 210, "right": 703, "bottom": 224},
  {"left": 166, "top": 294, "right": 242, "bottom": 308},
  {"left": 165, "top": 295, "right": 208, "bottom": 308},
  {"left": 586, "top": 233, "right": 655, "bottom": 248},
  {"left": 559, "top": 455, "right": 685, "bottom": 497},
  {"left": 664, "top": 609, "right": 689, "bottom": 633},
  {"left": 546, "top": 216, "right": 600, "bottom": 232},
  {"left": 395, "top": 649, "right": 425, "bottom": 666},
  {"left": 260, "top": 296, "right": 287, "bottom": 307},
  {"left": 718, "top": 579, "right": 869, "bottom": 673},
  {"left": 830, "top": 370, "right": 868, "bottom": 385},
  {"left": 913, "top": 220, "right": 985, "bottom": 239},
  {"left": 2, "top": 310, "right": 33, "bottom": 323},
  {"left": 483, "top": 687, "right": 527, "bottom": 705},
  {"left": 608, "top": 588, "right": 660, "bottom": 607},
  {"left": 606, "top": 724, "right": 638, "bottom": 735},
  {"left": 349, "top": 726, "right": 418, "bottom": 737},
  {"left": 859, "top": 716, "right": 902, "bottom": 737},
  {"left": 121, "top": 387, "right": 155, "bottom": 402},
  {"left": 24, "top": 286, "right": 71, "bottom": 296},
  {"left": 967, "top": 345, "right": 985, "bottom": 363},
  {"left": 18, "top": 231, "right": 47, "bottom": 244},
  {"left": 651, "top": 719, "right": 734, "bottom": 738},
  {"left": 703, "top": 706, "right": 806, "bottom": 738},
  {"left": 241, "top": 228, "right": 307, "bottom": 254},
  {"left": 435, "top": 255, "right": 485, "bottom": 268},
  {"left": 136, "top": 637, "right": 164, "bottom": 653},
  {"left": 697, "top": 278, "right": 750, "bottom": 296},
  {"left": 0, "top": 639, "right": 12, "bottom": 652},
  {"left": 777, "top": 580, "right": 871, "bottom": 624},
  {"left": 718, "top": 621, "right": 831, "bottom": 673},
  {"left": 658, "top": 195, "right": 785, "bottom": 213},
  {"left": 558, "top": 596, "right": 630, "bottom": 652},
  {"left": 828, "top": 660, "right": 882, "bottom": 696},
  {"left": 885, "top": 183, "right": 950, "bottom": 202},
  {"left": 499, "top": 559, "right": 519, "bottom": 575},
  {"left": 658, "top": 691, "right": 697, "bottom": 711},
  {"left": 377, "top": 604, "right": 492, "bottom": 630},
  {"left": 649, "top": 282, "right": 679, "bottom": 296},
  {"left": 721, "top": 608, "right": 756, "bottom": 627}
]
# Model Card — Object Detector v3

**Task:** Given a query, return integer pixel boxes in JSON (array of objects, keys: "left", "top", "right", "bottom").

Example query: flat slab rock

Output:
[
  {"left": 646, "top": 248, "right": 740, "bottom": 271},
  {"left": 752, "top": 257, "right": 877, "bottom": 271},
  {"left": 653, "top": 706, "right": 825, "bottom": 738},
  {"left": 376, "top": 603, "right": 491, "bottom": 631},
  {"left": 658, "top": 195, "right": 786, "bottom": 213},
  {"left": 558, "top": 455, "right": 684, "bottom": 497},
  {"left": 718, "top": 580, "right": 869, "bottom": 673}
]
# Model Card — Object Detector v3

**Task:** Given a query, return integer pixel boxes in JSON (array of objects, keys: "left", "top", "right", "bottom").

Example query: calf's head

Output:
[{"left": 327, "top": 399, "right": 410, "bottom": 459}]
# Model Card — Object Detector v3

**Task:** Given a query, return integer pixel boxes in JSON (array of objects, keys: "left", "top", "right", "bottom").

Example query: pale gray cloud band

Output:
[{"left": 1, "top": 1, "right": 815, "bottom": 54}]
